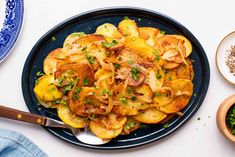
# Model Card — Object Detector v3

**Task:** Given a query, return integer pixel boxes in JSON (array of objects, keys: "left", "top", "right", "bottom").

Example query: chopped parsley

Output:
[
  {"left": 83, "top": 78, "right": 89, "bottom": 86},
  {"left": 85, "top": 53, "right": 96, "bottom": 64},
  {"left": 197, "top": 117, "right": 201, "bottom": 121},
  {"left": 156, "top": 70, "right": 162, "bottom": 79},
  {"left": 35, "top": 79, "right": 39, "bottom": 85},
  {"left": 193, "top": 93, "right": 197, "bottom": 97},
  {"left": 124, "top": 16, "right": 130, "bottom": 20},
  {"left": 163, "top": 123, "right": 170, "bottom": 129},
  {"left": 63, "top": 79, "right": 75, "bottom": 93},
  {"left": 51, "top": 36, "right": 56, "bottom": 41},
  {"left": 83, "top": 98, "right": 92, "bottom": 104},
  {"left": 82, "top": 46, "right": 87, "bottom": 52},
  {"left": 131, "top": 96, "right": 137, "bottom": 101},
  {"left": 126, "top": 122, "right": 136, "bottom": 129},
  {"left": 55, "top": 77, "right": 63, "bottom": 87},
  {"left": 154, "top": 92, "right": 160, "bottom": 97},
  {"left": 36, "top": 71, "right": 44, "bottom": 77},
  {"left": 168, "top": 77, "right": 172, "bottom": 81},
  {"left": 131, "top": 67, "right": 140, "bottom": 81},
  {"left": 102, "top": 40, "right": 118, "bottom": 48},
  {"left": 127, "top": 87, "right": 134, "bottom": 94},
  {"left": 153, "top": 50, "right": 160, "bottom": 61},
  {"left": 99, "top": 89, "right": 112, "bottom": 96},
  {"left": 160, "top": 31, "right": 166, "bottom": 35},
  {"left": 119, "top": 97, "right": 128, "bottom": 105},
  {"left": 226, "top": 104, "right": 235, "bottom": 135},
  {"left": 114, "top": 63, "right": 121, "bottom": 69},
  {"left": 137, "top": 18, "right": 141, "bottom": 21}
]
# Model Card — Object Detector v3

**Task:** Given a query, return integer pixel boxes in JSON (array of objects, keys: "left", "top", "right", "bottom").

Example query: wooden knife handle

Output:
[{"left": 0, "top": 105, "right": 46, "bottom": 126}]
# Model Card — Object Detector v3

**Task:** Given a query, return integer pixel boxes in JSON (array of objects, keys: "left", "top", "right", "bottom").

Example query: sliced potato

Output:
[
  {"left": 134, "top": 84, "right": 153, "bottom": 103},
  {"left": 57, "top": 104, "right": 88, "bottom": 128},
  {"left": 43, "top": 48, "right": 68, "bottom": 75},
  {"left": 34, "top": 75, "right": 63, "bottom": 102},
  {"left": 63, "top": 32, "right": 86, "bottom": 48},
  {"left": 168, "top": 79, "right": 193, "bottom": 96},
  {"left": 112, "top": 99, "right": 149, "bottom": 116},
  {"left": 153, "top": 87, "right": 174, "bottom": 107},
  {"left": 118, "top": 19, "right": 139, "bottom": 37},
  {"left": 159, "top": 95, "right": 191, "bottom": 113},
  {"left": 172, "top": 35, "right": 192, "bottom": 57},
  {"left": 96, "top": 113, "right": 127, "bottom": 130},
  {"left": 125, "top": 37, "right": 155, "bottom": 59},
  {"left": 139, "top": 27, "right": 159, "bottom": 47},
  {"left": 133, "top": 107, "right": 167, "bottom": 124},
  {"left": 145, "top": 65, "right": 165, "bottom": 92},
  {"left": 90, "top": 120, "right": 123, "bottom": 139},
  {"left": 95, "top": 23, "right": 122, "bottom": 42}
]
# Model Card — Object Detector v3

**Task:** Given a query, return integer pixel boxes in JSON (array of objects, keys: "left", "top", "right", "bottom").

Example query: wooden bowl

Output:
[{"left": 216, "top": 94, "right": 235, "bottom": 142}]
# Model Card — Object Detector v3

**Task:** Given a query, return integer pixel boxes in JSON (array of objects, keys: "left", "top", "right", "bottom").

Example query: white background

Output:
[{"left": 1, "top": 0, "right": 235, "bottom": 156}]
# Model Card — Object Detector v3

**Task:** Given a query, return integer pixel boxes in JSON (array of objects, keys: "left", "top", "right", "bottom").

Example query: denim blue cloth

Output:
[{"left": 0, "top": 129, "right": 48, "bottom": 157}]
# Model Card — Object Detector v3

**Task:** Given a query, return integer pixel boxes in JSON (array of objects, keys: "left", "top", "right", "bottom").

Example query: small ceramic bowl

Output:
[
  {"left": 216, "top": 31, "right": 235, "bottom": 85},
  {"left": 216, "top": 94, "right": 235, "bottom": 142}
]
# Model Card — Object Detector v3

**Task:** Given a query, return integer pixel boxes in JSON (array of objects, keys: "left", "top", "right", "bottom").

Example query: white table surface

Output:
[{"left": 1, "top": 0, "right": 235, "bottom": 156}]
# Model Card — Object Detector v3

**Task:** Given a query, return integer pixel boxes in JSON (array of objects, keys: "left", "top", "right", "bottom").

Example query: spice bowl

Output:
[
  {"left": 216, "top": 31, "right": 235, "bottom": 85},
  {"left": 216, "top": 94, "right": 235, "bottom": 143}
]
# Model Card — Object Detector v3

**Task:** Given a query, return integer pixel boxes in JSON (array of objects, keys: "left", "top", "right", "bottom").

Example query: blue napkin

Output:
[{"left": 0, "top": 129, "right": 48, "bottom": 157}]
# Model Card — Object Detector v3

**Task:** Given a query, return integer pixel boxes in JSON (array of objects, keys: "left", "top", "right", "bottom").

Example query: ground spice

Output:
[{"left": 225, "top": 45, "right": 235, "bottom": 76}]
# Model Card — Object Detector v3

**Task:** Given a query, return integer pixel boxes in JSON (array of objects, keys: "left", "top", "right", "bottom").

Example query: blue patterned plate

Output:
[
  {"left": 0, "top": 0, "right": 24, "bottom": 62},
  {"left": 22, "top": 7, "right": 210, "bottom": 149}
]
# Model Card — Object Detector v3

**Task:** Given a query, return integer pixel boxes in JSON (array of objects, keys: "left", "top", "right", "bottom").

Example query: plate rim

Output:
[
  {"left": 215, "top": 30, "right": 235, "bottom": 85},
  {"left": 0, "top": 0, "right": 24, "bottom": 63},
  {"left": 21, "top": 6, "right": 210, "bottom": 150}
]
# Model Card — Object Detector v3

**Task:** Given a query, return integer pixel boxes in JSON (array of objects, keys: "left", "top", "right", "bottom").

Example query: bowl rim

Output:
[
  {"left": 216, "top": 94, "right": 235, "bottom": 142},
  {"left": 215, "top": 30, "right": 235, "bottom": 85}
]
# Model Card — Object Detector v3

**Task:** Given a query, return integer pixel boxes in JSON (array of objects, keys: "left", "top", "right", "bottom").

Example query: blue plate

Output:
[
  {"left": 22, "top": 7, "right": 210, "bottom": 149},
  {"left": 0, "top": 0, "right": 24, "bottom": 62}
]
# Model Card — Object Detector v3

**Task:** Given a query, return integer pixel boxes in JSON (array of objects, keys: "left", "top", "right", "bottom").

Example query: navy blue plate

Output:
[{"left": 22, "top": 7, "right": 210, "bottom": 149}]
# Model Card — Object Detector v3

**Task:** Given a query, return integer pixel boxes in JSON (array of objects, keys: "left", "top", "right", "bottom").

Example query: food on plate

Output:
[{"left": 34, "top": 17, "right": 194, "bottom": 140}]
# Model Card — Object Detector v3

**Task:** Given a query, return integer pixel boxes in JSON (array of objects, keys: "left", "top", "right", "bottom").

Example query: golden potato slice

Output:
[
  {"left": 159, "top": 95, "right": 191, "bottom": 113},
  {"left": 112, "top": 99, "right": 149, "bottom": 116},
  {"left": 145, "top": 65, "right": 165, "bottom": 92},
  {"left": 168, "top": 79, "right": 193, "bottom": 96},
  {"left": 34, "top": 75, "right": 63, "bottom": 102},
  {"left": 57, "top": 104, "right": 88, "bottom": 128},
  {"left": 172, "top": 35, "right": 192, "bottom": 57},
  {"left": 125, "top": 37, "right": 156, "bottom": 59},
  {"left": 153, "top": 87, "right": 174, "bottom": 107},
  {"left": 122, "top": 117, "right": 141, "bottom": 135},
  {"left": 90, "top": 120, "right": 123, "bottom": 139},
  {"left": 95, "top": 113, "right": 127, "bottom": 130},
  {"left": 135, "top": 84, "right": 153, "bottom": 103},
  {"left": 43, "top": 48, "right": 68, "bottom": 75},
  {"left": 118, "top": 19, "right": 139, "bottom": 37},
  {"left": 139, "top": 27, "right": 159, "bottom": 47},
  {"left": 133, "top": 107, "right": 167, "bottom": 124},
  {"left": 95, "top": 23, "right": 123, "bottom": 42},
  {"left": 164, "top": 59, "right": 194, "bottom": 84},
  {"left": 162, "top": 60, "right": 180, "bottom": 69},
  {"left": 63, "top": 32, "right": 86, "bottom": 48}
]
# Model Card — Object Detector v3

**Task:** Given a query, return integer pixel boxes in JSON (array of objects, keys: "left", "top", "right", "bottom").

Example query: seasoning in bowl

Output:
[
  {"left": 226, "top": 104, "right": 235, "bottom": 135},
  {"left": 225, "top": 45, "right": 235, "bottom": 76}
]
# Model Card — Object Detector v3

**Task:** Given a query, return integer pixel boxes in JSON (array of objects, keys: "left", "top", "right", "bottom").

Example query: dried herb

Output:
[{"left": 225, "top": 45, "right": 235, "bottom": 75}]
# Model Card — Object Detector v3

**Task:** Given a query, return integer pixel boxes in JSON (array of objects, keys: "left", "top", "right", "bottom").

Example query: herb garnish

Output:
[
  {"left": 131, "top": 67, "right": 140, "bottom": 81},
  {"left": 226, "top": 104, "right": 235, "bottom": 135},
  {"left": 163, "top": 123, "right": 170, "bottom": 128},
  {"left": 52, "top": 36, "right": 56, "bottom": 41},
  {"left": 83, "top": 78, "right": 89, "bottom": 86},
  {"left": 119, "top": 97, "right": 128, "bottom": 105},
  {"left": 114, "top": 63, "right": 121, "bottom": 69},
  {"left": 131, "top": 96, "right": 137, "bottom": 101},
  {"left": 156, "top": 70, "right": 162, "bottom": 79},
  {"left": 36, "top": 71, "right": 44, "bottom": 77},
  {"left": 124, "top": 16, "right": 130, "bottom": 20},
  {"left": 85, "top": 53, "right": 96, "bottom": 64},
  {"left": 102, "top": 40, "right": 118, "bottom": 48},
  {"left": 160, "top": 31, "right": 166, "bottom": 35},
  {"left": 126, "top": 122, "right": 136, "bottom": 129}
]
